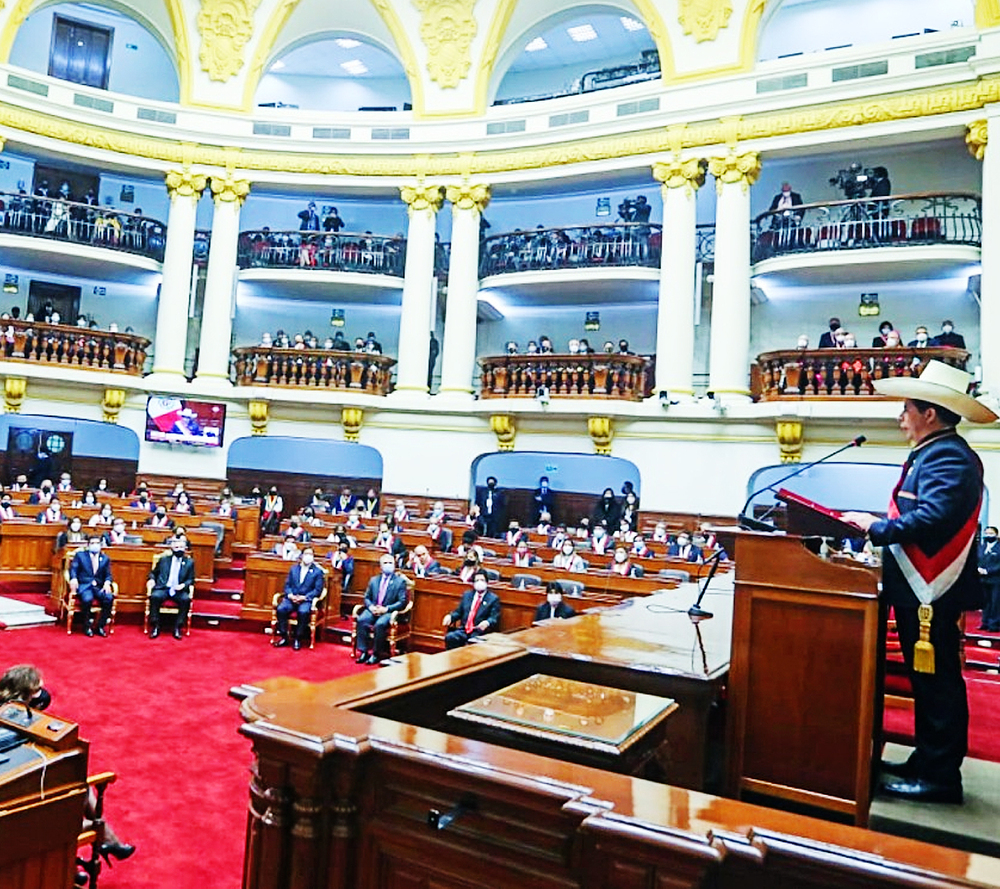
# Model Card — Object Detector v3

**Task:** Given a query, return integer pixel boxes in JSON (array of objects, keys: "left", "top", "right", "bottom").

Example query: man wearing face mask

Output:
[
  {"left": 148, "top": 536, "right": 195, "bottom": 640},
  {"left": 532, "top": 475, "right": 556, "bottom": 525},
  {"left": 931, "top": 320, "right": 966, "bottom": 350},
  {"left": 443, "top": 568, "right": 501, "bottom": 649},
  {"left": 356, "top": 553, "right": 409, "bottom": 664},
  {"left": 669, "top": 532, "right": 701, "bottom": 563},
  {"left": 534, "top": 583, "right": 576, "bottom": 622},
  {"left": 907, "top": 325, "right": 931, "bottom": 348},
  {"left": 475, "top": 476, "right": 505, "bottom": 539},
  {"left": 818, "top": 317, "right": 841, "bottom": 349},
  {"left": 103, "top": 518, "right": 129, "bottom": 546},
  {"left": 69, "top": 536, "right": 115, "bottom": 637},
  {"left": 130, "top": 489, "right": 155, "bottom": 512},
  {"left": 274, "top": 546, "right": 326, "bottom": 650},
  {"left": 552, "top": 540, "right": 587, "bottom": 573},
  {"left": 978, "top": 526, "right": 1000, "bottom": 633}
]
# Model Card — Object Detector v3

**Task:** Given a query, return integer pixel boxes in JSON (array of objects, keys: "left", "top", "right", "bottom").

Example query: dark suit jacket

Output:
[
  {"left": 69, "top": 549, "right": 112, "bottom": 592},
  {"left": 868, "top": 428, "right": 983, "bottom": 613},
  {"left": 475, "top": 487, "right": 505, "bottom": 521},
  {"left": 979, "top": 540, "right": 1000, "bottom": 587},
  {"left": 667, "top": 544, "right": 701, "bottom": 563},
  {"left": 768, "top": 190, "right": 803, "bottom": 215},
  {"left": 149, "top": 552, "right": 196, "bottom": 593},
  {"left": 818, "top": 331, "right": 837, "bottom": 348},
  {"left": 362, "top": 572, "right": 409, "bottom": 613},
  {"left": 534, "top": 601, "right": 575, "bottom": 621},
  {"left": 282, "top": 562, "right": 325, "bottom": 600},
  {"left": 532, "top": 488, "right": 556, "bottom": 523},
  {"left": 932, "top": 332, "right": 966, "bottom": 349},
  {"left": 448, "top": 589, "right": 501, "bottom": 632}
]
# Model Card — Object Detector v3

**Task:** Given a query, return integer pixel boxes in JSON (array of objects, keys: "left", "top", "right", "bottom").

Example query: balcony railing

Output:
[
  {"left": 232, "top": 346, "right": 396, "bottom": 395},
  {"left": 0, "top": 320, "right": 150, "bottom": 375},
  {"left": 237, "top": 230, "right": 406, "bottom": 277},
  {"left": 752, "top": 192, "right": 981, "bottom": 262},
  {"left": 480, "top": 353, "right": 651, "bottom": 402},
  {"left": 753, "top": 347, "right": 970, "bottom": 401},
  {"left": 479, "top": 223, "right": 661, "bottom": 277},
  {"left": 0, "top": 191, "right": 167, "bottom": 261}
]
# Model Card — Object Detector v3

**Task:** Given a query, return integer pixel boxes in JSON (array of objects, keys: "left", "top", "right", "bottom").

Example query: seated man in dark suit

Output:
[
  {"left": 68, "top": 535, "right": 114, "bottom": 637},
  {"left": 668, "top": 531, "right": 701, "bottom": 563},
  {"left": 355, "top": 553, "right": 409, "bottom": 664},
  {"left": 443, "top": 568, "right": 501, "bottom": 649},
  {"left": 148, "top": 536, "right": 195, "bottom": 640},
  {"left": 274, "top": 546, "right": 326, "bottom": 650},
  {"left": 534, "top": 582, "right": 576, "bottom": 622},
  {"left": 408, "top": 545, "right": 441, "bottom": 577}
]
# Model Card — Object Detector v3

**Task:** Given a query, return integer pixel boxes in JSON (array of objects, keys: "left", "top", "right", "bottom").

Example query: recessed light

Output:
[
  {"left": 620, "top": 16, "right": 645, "bottom": 32},
  {"left": 270, "top": 59, "right": 285, "bottom": 70},
  {"left": 525, "top": 37, "right": 548, "bottom": 52},
  {"left": 567, "top": 24, "right": 597, "bottom": 42},
  {"left": 335, "top": 38, "right": 361, "bottom": 49},
  {"left": 341, "top": 59, "right": 368, "bottom": 75}
]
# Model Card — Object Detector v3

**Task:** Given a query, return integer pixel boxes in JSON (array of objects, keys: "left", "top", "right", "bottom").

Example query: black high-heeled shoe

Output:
[{"left": 98, "top": 841, "right": 136, "bottom": 864}]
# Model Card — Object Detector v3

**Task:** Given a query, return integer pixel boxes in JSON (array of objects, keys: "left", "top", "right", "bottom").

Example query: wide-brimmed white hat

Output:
[{"left": 873, "top": 360, "right": 998, "bottom": 423}]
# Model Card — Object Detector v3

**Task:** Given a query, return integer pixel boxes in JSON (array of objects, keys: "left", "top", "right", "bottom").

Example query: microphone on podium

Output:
[
  {"left": 737, "top": 435, "right": 866, "bottom": 532},
  {"left": 688, "top": 547, "right": 726, "bottom": 620}
]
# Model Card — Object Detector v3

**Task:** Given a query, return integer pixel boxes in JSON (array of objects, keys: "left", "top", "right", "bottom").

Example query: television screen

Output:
[{"left": 145, "top": 396, "right": 225, "bottom": 448}]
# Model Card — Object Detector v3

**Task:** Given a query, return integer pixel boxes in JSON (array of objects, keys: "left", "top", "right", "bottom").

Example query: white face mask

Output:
[
  {"left": 562, "top": 546, "right": 573, "bottom": 556},
  {"left": 942, "top": 324, "right": 953, "bottom": 334},
  {"left": 614, "top": 552, "right": 627, "bottom": 563},
  {"left": 546, "top": 593, "right": 561, "bottom": 605},
  {"left": 301, "top": 554, "right": 314, "bottom": 565},
  {"left": 678, "top": 538, "right": 690, "bottom": 548},
  {"left": 474, "top": 579, "right": 487, "bottom": 591},
  {"left": 381, "top": 563, "right": 394, "bottom": 575},
  {"left": 88, "top": 543, "right": 101, "bottom": 553}
]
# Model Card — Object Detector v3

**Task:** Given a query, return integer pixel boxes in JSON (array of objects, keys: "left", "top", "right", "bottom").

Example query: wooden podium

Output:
[{"left": 726, "top": 530, "right": 882, "bottom": 825}]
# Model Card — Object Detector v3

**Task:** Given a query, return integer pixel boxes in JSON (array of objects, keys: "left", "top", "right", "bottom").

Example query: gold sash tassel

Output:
[{"left": 913, "top": 603, "right": 935, "bottom": 674}]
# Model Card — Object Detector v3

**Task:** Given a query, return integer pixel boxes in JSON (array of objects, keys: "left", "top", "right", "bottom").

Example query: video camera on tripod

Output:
[{"left": 829, "top": 163, "right": 875, "bottom": 199}]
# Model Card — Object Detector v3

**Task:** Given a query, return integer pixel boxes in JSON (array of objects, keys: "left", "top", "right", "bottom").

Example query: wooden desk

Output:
[
  {"left": 0, "top": 520, "right": 62, "bottom": 583},
  {"left": 242, "top": 553, "right": 336, "bottom": 625}
]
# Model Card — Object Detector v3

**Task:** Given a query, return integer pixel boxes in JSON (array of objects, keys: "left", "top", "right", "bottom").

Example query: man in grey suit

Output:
[{"left": 356, "top": 553, "right": 409, "bottom": 664}]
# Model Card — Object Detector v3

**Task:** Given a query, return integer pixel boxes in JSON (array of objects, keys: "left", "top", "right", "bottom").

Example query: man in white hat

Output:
[{"left": 843, "top": 360, "right": 997, "bottom": 804}]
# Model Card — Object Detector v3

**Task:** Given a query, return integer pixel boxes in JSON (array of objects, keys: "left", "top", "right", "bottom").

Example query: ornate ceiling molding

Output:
[
  {"left": 678, "top": 0, "right": 733, "bottom": 43},
  {"left": 198, "top": 0, "right": 261, "bottom": 82},
  {"left": 413, "top": 0, "right": 478, "bottom": 88}
]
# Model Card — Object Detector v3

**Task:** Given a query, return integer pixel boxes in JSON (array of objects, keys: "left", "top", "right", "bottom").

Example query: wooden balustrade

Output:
[
  {"left": 0, "top": 320, "right": 149, "bottom": 375},
  {"left": 232, "top": 346, "right": 395, "bottom": 394},
  {"left": 480, "top": 353, "right": 651, "bottom": 401},
  {"left": 753, "top": 346, "right": 970, "bottom": 401}
]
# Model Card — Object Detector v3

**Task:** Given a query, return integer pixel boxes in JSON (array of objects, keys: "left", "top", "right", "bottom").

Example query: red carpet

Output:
[{"left": 1, "top": 624, "right": 366, "bottom": 889}]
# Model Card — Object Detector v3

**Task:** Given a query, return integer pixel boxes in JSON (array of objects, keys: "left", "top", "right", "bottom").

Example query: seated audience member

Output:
[
  {"left": 591, "top": 524, "right": 612, "bottom": 556},
  {"left": 392, "top": 499, "right": 410, "bottom": 525},
  {"left": 89, "top": 503, "right": 115, "bottom": 526},
  {"left": 796, "top": 334, "right": 810, "bottom": 349},
  {"left": 576, "top": 518, "right": 591, "bottom": 539},
  {"left": 465, "top": 503, "right": 486, "bottom": 536},
  {"left": 285, "top": 516, "right": 311, "bottom": 541},
  {"left": 148, "top": 536, "right": 195, "bottom": 640},
  {"left": 548, "top": 526, "right": 568, "bottom": 550},
  {"left": 610, "top": 545, "right": 636, "bottom": 577},
  {"left": 10, "top": 474, "right": 29, "bottom": 491},
  {"left": 37, "top": 497, "right": 63, "bottom": 523},
  {"left": 443, "top": 568, "right": 501, "bottom": 649},
  {"left": 427, "top": 518, "right": 448, "bottom": 549},
  {"left": 329, "top": 541, "right": 355, "bottom": 594},
  {"left": 274, "top": 547, "right": 325, "bottom": 650},
  {"left": 409, "top": 545, "right": 441, "bottom": 577},
  {"left": 534, "top": 583, "right": 576, "bottom": 622},
  {"left": 131, "top": 488, "right": 155, "bottom": 511},
  {"left": 932, "top": 319, "right": 966, "bottom": 349},
  {"left": 95, "top": 478, "right": 110, "bottom": 494},
  {"left": 355, "top": 553, "right": 409, "bottom": 664},
  {"left": 345, "top": 508, "right": 364, "bottom": 530},
  {"left": 631, "top": 535, "right": 653, "bottom": 558},
  {"left": 0, "top": 493, "right": 17, "bottom": 521},
  {"left": 68, "top": 536, "right": 115, "bottom": 637},
  {"left": 373, "top": 520, "right": 394, "bottom": 550},
  {"left": 842, "top": 332, "right": 857, "bottom": 348},
  {"left": 428, "top": 500, "right": 447, "bottom": 523},
  {"left": 103, "top": 518, "right": 129, "bottom": 546},
  {"left": 146, "top": 507, "right": 174, "bottom": 529},
  {"left": 883, "top": 330, "right": 902, "bottom": 348},
  {"left": 512, "top": 539, "right": 538, "bottom": 567},
  {"left": 457, "top": 552, "right": 481, "bottom": 583},
  {"left": 215, "top": 495, "right": 236, "bottom": 518},
  {"left": 28, "top": 480, "right": 55, "bottom": 504},
  {"left": 131, "top": 481, "right": 150, "bottom": 498},
  {"left": 171, "top": 482, "right": 185, "bottom": 498},
  {"left": 173, "top": 491, "right": 195, "bottom": 515},
  {"left": 872, "top": 321, "right": 898, "bottom": 348},
  {"left": 309, "top": 487, "right": 329, "bottom": 512},
  {"left": 57, "top": 472, "right": 73, "bottom": 492},
  {"left": 614, "top": 519, "right": 636, "bottom": 544},
  {"left": 456, "top": 529, "right": 484, "bottom": 561},
  {"left": 299, "top": 506, "right": 322, "bottom": 527},
  {"left": 552, "top": 540, "right": 586, "bottom": 573},
  {"left": 361, "top": 487, "right": 380, "bottom": 518},
  {"left": 693, "top": 529, "right": 728, "bottom": 561},
  {"left": 276, "top": 534, "right": 300, "bottom": 561},
  {"left": 818, "top": 317, "right": 841, "bottom": 349},
  {"left": 334, "top": 487, "right": 355, "bottom": 514},
  {"left": 668, "top": 531, "right": 701, "bottom": 563},
  {"left": 78, "top": 489, "right": 99, "bottom": 507},
  {"left": 907, "top": 325, "right": 931, "bottom": 348},
  {"left": 0, "top": 665, "right": 135, "bottom": 864},
  {"left": 261, "top": 487, "right": 283, "bottom": 535},
  {"left": 652, "top": 521, "right": 669, "bottom": 543},
  {"left": 536, "top": 510, "right": 552, "bottom": 535},
  {"left": 325, "top": 523, "right": 356, "bottom": 549},
  {"left": 505, "top": 521, "right": 526, "bottom": 547},
  {"left": 56, "top": 516, "right": 87, "bottom": 549}
]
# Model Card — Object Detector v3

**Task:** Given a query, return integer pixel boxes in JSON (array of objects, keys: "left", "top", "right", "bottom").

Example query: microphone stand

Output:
[
  {"left": 737, "top": 436, "right": 865, "bottom": 531},
  {"left": 688, "top": 548, "right": 725, "bottom": 620}
]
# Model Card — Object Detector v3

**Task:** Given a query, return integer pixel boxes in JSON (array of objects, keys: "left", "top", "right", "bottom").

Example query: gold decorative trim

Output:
[
  {"left": 198, "top": 0, "right": 261, "bottom": 82},
  {"left": 248, "top": 399, "right": 268, "bottom": 435},
  {"left": 678, "top": 0, "right": 733, "bottom": 43},
  {"left": 489, "top": 413, "right": 515, "bottom": 450},
  {"left": 102, "top": 388, "right": 126, "bottom": 423},
  {"left": 967, "top": 118, "right": 988, "bottom": 160},
  {"left": 211, "top": 173, "right": 251, "bottom": 204},
  {"left": 0, "top": 136, "right": 5, "bottom": 152},
  {"left": 400, "top": 183, "right": 444, "bottom": 213},
  {"left": 240, "top": 0, "right": 298, "bottom": 111},
  {"left": 4, "top": 376, "right": 25, "bottom": 413},
  {"left": 776, "top": 419, "right": 803, "bottom": 463},
  {"left": 445, "top": 182, "right": 490, "bottom": 211},
  {"left": 653, "top": 156, "right": 706, "bottom": 195},
  {"left": 370, "top": 0, "right": 427, "bottom": 116},
  {"left": 342, "top": 407, "right": 364, "bottom": 442},
  {"left": 166, "top": 168, "right": 208, "bottom": 199},
  {"left": 471, "top": 0, "right": 517, "bottom": 116},
  {"left": 588, "top": 416, "right": 613, "bottom": 455},
  {"left": 414, "top": 0, "right": 477, "bottom": 89},
  {"left": 978, "top": 0, "right": 1000, "bottom": 28},
  {"left": 708, "top": 151, "right": 761, "bottom": 194}
]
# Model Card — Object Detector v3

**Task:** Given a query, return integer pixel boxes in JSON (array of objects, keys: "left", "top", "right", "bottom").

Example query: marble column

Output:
[
  {"left": 151, "top": 169, "right": 206, "bottom": 377},
  {"left": 195, "top": 173, "right": 250, "bottom": 381},
  {"left": 652, "top": 158, "right": 706, "bottom": 398},
  {"left": 439, "top": 183, "right": 490, "bottom": 396},
  {"left": 394, "top": 184, "right": 444, "bottom": 393},
  {"left": 968, "top": 117, "right": 999, "bottom": 394},
  {"left": 707, "top": 152, "right": 761, "bottom": 399}
]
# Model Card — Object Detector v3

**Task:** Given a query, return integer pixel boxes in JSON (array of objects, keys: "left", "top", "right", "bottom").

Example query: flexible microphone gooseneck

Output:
[
  {"left": 688, "top": 547, "right": 726, "bottom": 620},
  {"left": 737, "top": 435, "right": 866, "bottom": 532}
]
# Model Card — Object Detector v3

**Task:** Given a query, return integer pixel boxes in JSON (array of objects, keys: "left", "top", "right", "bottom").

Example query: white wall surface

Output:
[{"left": 254, "top": 73, "right": 411, "bottom": 112}]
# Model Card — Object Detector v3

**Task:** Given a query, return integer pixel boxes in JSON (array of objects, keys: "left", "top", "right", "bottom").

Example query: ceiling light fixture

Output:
[
  {"left": 525, "top": 37, "right": 548, "bottom": 52},
  {"left": 620, "top": 16, "right": 645, "bottom": 32},
  {"left": 341, "top": 59, "right": 368, "bottom": 75},
  {"left": 335, "top": 38, "right": 361, "bottom": 48},
  {"left": 567, "top": 24, "right": 597, "bottom": 42}
]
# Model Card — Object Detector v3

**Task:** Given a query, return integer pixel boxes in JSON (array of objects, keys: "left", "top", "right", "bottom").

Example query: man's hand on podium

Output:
[{"left": 840, "top": 511, "right": 878, "bottom": 533}]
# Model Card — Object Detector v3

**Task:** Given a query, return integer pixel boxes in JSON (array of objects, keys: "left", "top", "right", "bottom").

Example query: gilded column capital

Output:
[
  {"left": 653, "top": 157, "right": 707, "bottom": 196},
  {"left": 489, "top": 413, "right": 515, "bottom": 451},
  {"left": 248, "top": 399, "right": 268, "bottom": 435},
  {"left": 400, "top": 184, "right": 445, "bottom": 215},
  {"left": 678, "top": 0, "right": 733, "bottom": 42},
  {"left": 102, "top": 388, "right": 126, "bottom": 423},
  {"left": 4, "top": 377, "right": 26, "bottom": 413},
  {"left": 211, "top": 173, "right": 251, "bottom": 205},
  {"left": 342, "top": 407, "right": 364, "bottom": 442},
  {"left": 165, "top": 169, "right": 208, "bottom": 200},
  {"left": 587, "top": 416, "right": 613, "bottom": 456},
  {"left": 413, "top": 0, "right": 478, "bottom": 88},
  {"left": 966, "top": 119, "right": 988, "bottom": 161},
  {"left": 776, "top": 419, "right": 804, "bottom": 464},
  {"left": 446, "top": 182, "right": 491, "bottom": 213},
  {"left": 197, "top": 0, "right": 261, "bottom": 82},
  {"left": 708, "top": 151, "right": 761, "bottom": 194}
]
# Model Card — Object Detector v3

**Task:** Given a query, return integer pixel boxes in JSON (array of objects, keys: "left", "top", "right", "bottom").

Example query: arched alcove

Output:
[{"left": 8, "top": 0, "right": 179, "bottom": 101}]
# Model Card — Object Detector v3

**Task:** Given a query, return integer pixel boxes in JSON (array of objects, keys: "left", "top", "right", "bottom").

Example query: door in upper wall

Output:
[{"left": 49, "top": 14, "right": 113, "bottom": 90}]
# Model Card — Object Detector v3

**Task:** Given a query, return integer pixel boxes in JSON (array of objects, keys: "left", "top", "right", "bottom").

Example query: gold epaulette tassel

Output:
[{"left": 913, "top": 603, "right": 935, "bottom": 674}]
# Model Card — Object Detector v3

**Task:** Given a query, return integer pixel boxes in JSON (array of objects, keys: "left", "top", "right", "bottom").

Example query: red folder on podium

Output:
[{"left": 776, "top": 488, "right": 865, "bottom": 538}]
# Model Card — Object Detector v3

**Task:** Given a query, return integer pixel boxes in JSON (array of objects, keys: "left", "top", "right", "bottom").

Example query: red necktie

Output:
[
  {"left": 465, "top": 592, "right": 482, "bottom": 634},
  {"left": 377, "top": 575, "right": 389, "bottom": 605}
]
